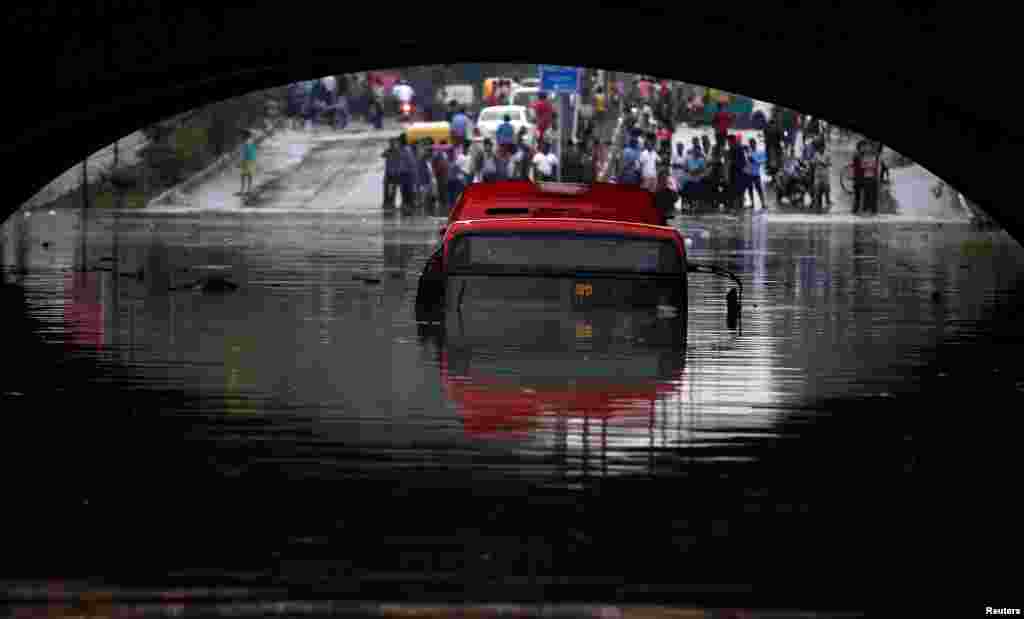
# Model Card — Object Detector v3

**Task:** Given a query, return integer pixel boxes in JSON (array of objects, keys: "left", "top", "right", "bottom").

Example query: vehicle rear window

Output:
[
  {"left": 479, "top": 110, "right": 509, "bottom": 122},
  {"left": 447, "top": 232, "right": 682, "bottom": 275}
]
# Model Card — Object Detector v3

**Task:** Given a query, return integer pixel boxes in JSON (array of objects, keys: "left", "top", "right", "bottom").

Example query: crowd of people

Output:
[
  {"left": 379, "top": 85, "right": 612, "bottom": 211},
  {"left": 603, "top": 84, "right": 895, "bottom": 216},
  {"left": 285, "top": 75, "right": 387, "bottom": 131},
  {"left": 380, "top": 125, "right": 590, "bottom": 212},
  {"left": 366, "top": 71, "right": 893, "bottom": 217}
]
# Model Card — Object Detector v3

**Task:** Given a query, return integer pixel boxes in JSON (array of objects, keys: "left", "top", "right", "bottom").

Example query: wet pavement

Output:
[{"left": 2, "top": 123, "right": 1023, "bottom": 612}]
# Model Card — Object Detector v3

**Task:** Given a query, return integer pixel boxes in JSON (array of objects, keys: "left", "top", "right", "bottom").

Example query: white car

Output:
[{"left": 475, "top": 105, "right": 536, "bottom": 145}]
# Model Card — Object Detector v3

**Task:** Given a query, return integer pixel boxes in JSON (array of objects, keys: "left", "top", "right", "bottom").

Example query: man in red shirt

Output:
[
  {"left": 531, "top": 92, "right": 555, "bottom": 145},
  {"left": 638, "top": 77, "right": 651, "bottom": 102},
  {"left": 713, "top": 104, "right": 735, "bottom": 152}
]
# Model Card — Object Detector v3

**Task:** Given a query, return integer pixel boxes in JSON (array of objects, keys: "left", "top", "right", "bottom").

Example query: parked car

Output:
[{"left": 474, "top": 105, "right": 536, "bottom": 145}]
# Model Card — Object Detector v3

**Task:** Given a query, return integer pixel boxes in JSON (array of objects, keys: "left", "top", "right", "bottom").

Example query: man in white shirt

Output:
[
  {"left": 392, "top": 80, "right": 414, "bottom": 104},
  {"left": 322, "top": 75, "right": 337, "bottom": 95},
  {"left": 532, "top": 142, "right": 559, "bottom": 181},
  {"left": 446, "top": 144, "right": 469, "bottom": 198},
  {"left": 670, "top": 141, "right": 688, "bottom": 189},
  {"left": 456, "top": 145, "right": 472, "bottom": 181},
  {"left": 638, "top": 141, "right": 661, "bottom": 191}
]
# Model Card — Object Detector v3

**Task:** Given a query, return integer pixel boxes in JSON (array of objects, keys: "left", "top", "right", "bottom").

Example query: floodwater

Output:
[{"left": 2, "top": 187, "right": 1023, "bottom": 610}]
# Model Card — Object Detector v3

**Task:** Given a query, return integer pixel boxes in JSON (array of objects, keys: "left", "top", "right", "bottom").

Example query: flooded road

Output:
[{"left": 3, "top": 145, "right": 1023, "bottom": 609}]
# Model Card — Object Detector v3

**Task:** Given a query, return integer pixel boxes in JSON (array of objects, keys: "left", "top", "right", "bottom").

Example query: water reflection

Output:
[
  {"left": 63, "top": 271, "right": 104, "bottom": 349},
  {"left": 435, "top": 306, "right": 686, "bottom": 477}
]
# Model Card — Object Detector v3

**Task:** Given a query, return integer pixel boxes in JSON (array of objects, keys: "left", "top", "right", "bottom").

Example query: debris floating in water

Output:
[
  {"left": 353, "top": 273, "right": 382, "bottom": 284},
  {"left": 195, "top": 276, "right": 239, "bottom": 292}
]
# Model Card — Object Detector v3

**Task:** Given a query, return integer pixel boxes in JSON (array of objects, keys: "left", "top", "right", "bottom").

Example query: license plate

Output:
[{"left": 573, "top": 281, "right": 599, "bottom": 307}]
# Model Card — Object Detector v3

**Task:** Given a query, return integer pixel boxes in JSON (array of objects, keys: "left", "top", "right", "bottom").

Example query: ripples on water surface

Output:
[{"left": 2, "top": 207, "right": 1022, "bottom": 608}]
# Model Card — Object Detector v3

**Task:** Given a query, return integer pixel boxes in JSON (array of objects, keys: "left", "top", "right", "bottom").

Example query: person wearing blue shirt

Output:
[
  {"left": 496, "top": 114, "right": 516, "bottom": 157},
  {"left": 287, "top": 82, "right": 305, "bottom": 130},
  {"left": 451, "top": 108, "right": 469, "bottom": 148},
  {"left": 801, "top": 139, "right": 817, "bottom": 162},
  {"left": 682, "top": 149, "right": 706, "bottom": 188},
  {"left": 745, "top": 138, "right": 768, "bottom": 210},
  {"left": 381, "top": 138, "right": 402, "bottom": 207},
  {"left": 238, "top": 131, "right": 257, "bottom": 196},
  {"left": 417, "top": 142, "right": 434, "bottom": 207},
  {"left": 677, "top": 149, "right": 707, "bottom": 205},
  {"left": 398, "top": 135, "right": 418, "bottom": 208},
  {"left": 620, "top": 138, "right": 641, "bottom": 185},
  {"left": 752, "top": 109, "right": 767, "bottom": 131}
]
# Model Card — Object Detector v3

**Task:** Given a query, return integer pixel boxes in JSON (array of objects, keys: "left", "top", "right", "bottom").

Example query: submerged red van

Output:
[
  {"left": 415, "top": 216, "right": 687, "bottom": 320},
  {"left": 416, "top": 181, "right": 688, "bottom": 317}
]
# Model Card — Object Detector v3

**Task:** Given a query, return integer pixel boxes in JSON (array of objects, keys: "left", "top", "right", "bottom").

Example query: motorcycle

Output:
[
  {"left": 399, "top": 101, "right": 416, "bottom": 123},
  {"left": 773, "top": 158, "right": 814, "bottom": 208}
]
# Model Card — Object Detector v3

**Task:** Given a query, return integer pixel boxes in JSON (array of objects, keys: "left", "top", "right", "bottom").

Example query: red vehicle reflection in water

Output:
[
  {"left": 438, "top": 308, "right": 685, "bottom": 444},
  {"left": 63, "top": 271, "right": 103, "bottom": 350},
  {"left": 442, "top": 350, "right": 681, "bottom": 441}
]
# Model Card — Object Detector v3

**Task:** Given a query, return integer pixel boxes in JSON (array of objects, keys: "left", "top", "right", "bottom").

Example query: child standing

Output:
[{"left": 238, "top": 130, "right": 256, "bottom": 196}]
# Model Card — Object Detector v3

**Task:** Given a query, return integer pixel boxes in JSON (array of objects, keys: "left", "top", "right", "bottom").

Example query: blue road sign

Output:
[{"left": 539, "top": 65, "right": 580, "bottom": 94}]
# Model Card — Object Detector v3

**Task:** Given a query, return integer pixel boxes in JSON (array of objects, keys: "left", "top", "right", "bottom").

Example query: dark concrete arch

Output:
[{"left": 2, "top": 4, "right": 1009, "bottom": 240}]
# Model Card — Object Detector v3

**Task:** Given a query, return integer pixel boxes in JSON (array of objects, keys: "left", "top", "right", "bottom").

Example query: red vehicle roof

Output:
[{"left": 448, "top": 181, "right": 667, "bottom": 227}]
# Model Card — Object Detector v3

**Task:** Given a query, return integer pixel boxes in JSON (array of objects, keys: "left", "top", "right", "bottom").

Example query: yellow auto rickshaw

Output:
[
  {"left": 403, "top": 121, "right": 452, "bottom": 146},
  {"left": 483, "top": 77, "right": 516, "bottom": 104}
]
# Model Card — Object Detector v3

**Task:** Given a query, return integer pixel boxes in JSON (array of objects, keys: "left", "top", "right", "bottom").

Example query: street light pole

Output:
[{"left": 558, "top": 92, "right": 570, "bottom": 182}]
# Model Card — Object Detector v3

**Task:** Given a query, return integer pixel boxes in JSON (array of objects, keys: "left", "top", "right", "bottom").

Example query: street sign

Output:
[{"left": 539, "top": 65, "right": 581, "bottom": 94}]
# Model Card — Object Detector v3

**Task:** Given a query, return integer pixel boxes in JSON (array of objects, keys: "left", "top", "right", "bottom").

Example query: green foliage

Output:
[
  {"left": 136, "top": 86, "right": 285, "bottom": 193},
  {"left": 173, "top": 126, "right": 209, "bottom": 162}
]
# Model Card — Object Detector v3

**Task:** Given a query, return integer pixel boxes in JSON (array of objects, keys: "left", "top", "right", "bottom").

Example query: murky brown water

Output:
[{"left": 2, "top": 204, "right": 1022, "bottom": 608}]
